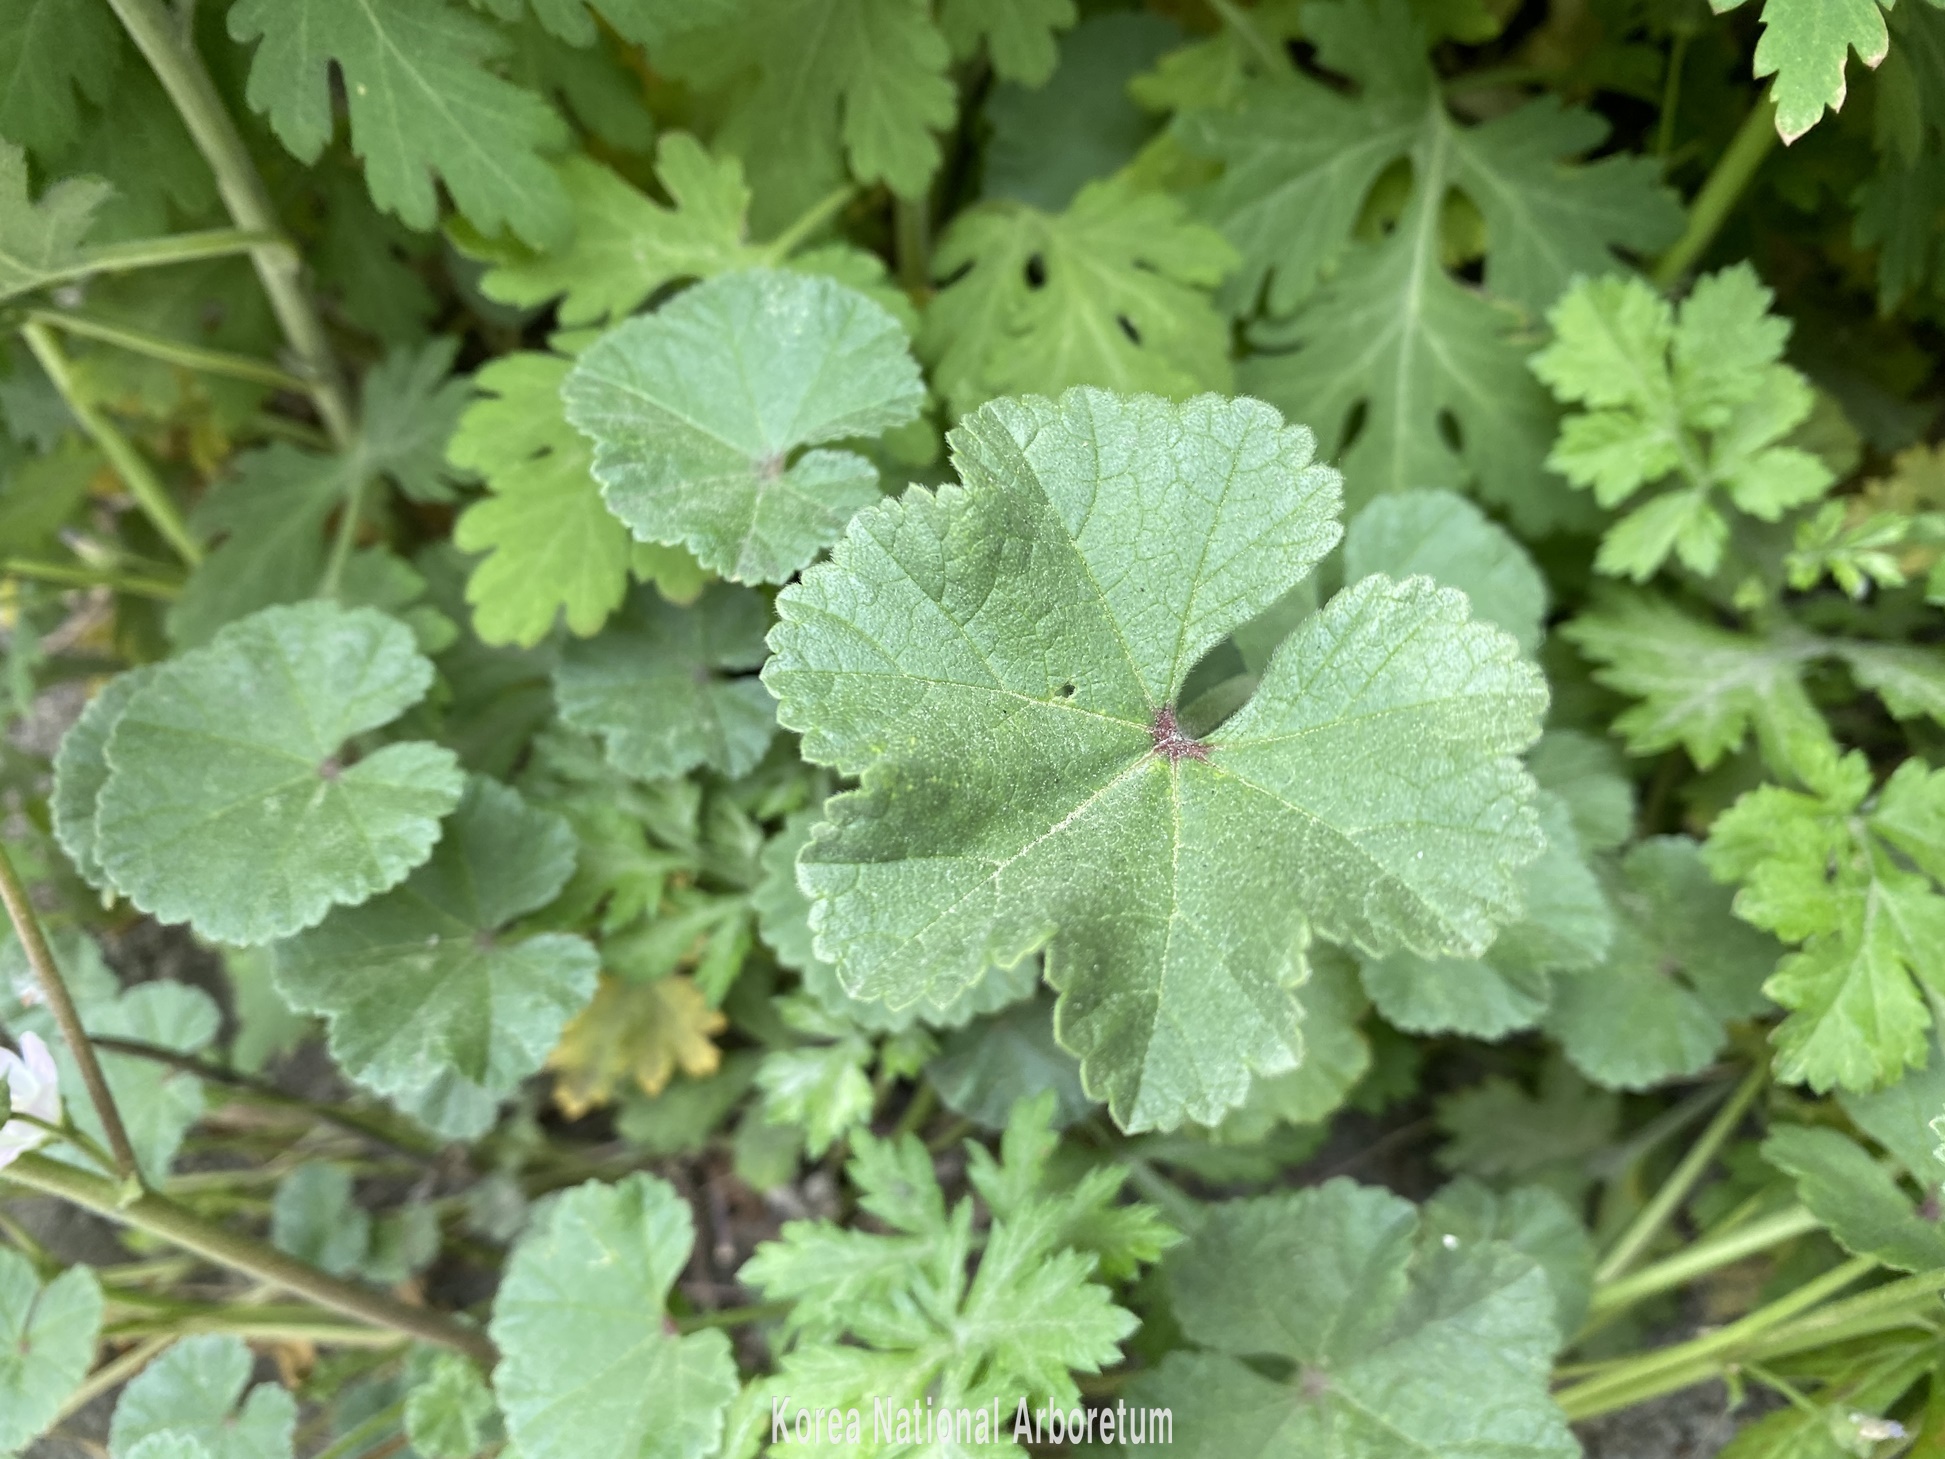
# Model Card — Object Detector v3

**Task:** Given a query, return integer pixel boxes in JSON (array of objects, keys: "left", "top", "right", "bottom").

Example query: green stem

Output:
[
  {"left": 761, "top": 185, "right": 857, "bottom": 264},
  {"left": 891, "top": 1082, "right": 937, "bottom": 1140},
  {"left": 893, "top": 194, "right": 931, "bottom": 295},
  {"left": 105, "top": 1310, "right": 415, "bottom": 1348},
  {"left": 674, "top": 1300, "right": 793, "bottom": 1333},
  {"left": 90, "top": 1035, "right": 445, "bottom": 1160},
  {"left": 1583, "top": 1205, "right": 1821, "bottom": 1325},
  {"left": 318, "top": 473, "right": 367, "bottom": 597},
  {"left": 0, "top": 839, "right": 142, "bottom": 1181},
  {"left": 1, "top": 1152, "right": 496, "bottom": 1365},
  {"left": 3, "top": 558, "right": 182, "bottom": 600},
  {"left": 104, "top": 0, "right": 355, "bottom": 447},
  {"left": 1595, "top": 1064, "right": 1765, "bottom": 1284},
  {"left": 0, "top": 228, "right": 278, "bottom": 306},
  {"left": 314, "top": 1398, "right": 408, "bottom": 1459},
  {"left": 27, "top": 308, "right": 311, "bottom": 392},
  {"left": 1651, "top": 94, "right": 1779, "bottom": 289},
  {"left": 20, "top": 322, "right": 203, "bottom": 566},
  {"left": 1655, "top": 31, "right": 1690, "bottom": 158},
  {"left": 1207, "top": 0, "right": 1290, "bottom": 74},
  {"left": 1556, "top": 1256, "right": 1876, "bottom": 1420}
]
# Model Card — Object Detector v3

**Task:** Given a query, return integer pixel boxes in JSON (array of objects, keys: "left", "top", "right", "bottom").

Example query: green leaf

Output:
[
  {"left": 1840, "top": 1034, "right": 1945, "bottom": 1182},
  {"left": 227, "top": 0, "right": 572, "bottom": 246},
  {"left": 1708, "top": 750, "right": 1945, "bottom": 1092},
  {"left": 1713, "top": 0, "right": 1893, "bottom": 142},
  {"left": 929, "top": 995, "right": 1096, "bottom": 1130},
  {"left": 1360, "top": 792, "right": 1609, "bottom": 1041},
  {"left": 271, "top": 1164, "right": 372, "bottom": 1276},
  {"left": 1195, "top": 0, "right": 1678, "bottom": 532},
  {"left": 0, "top": 0, "right": 123, "bottom": 157},
  {"left": 564, "top": 268, "right": 923, "bottom": 584},
  {"left": 53, "top": 665, "right": 160, "bottom": 891},
  {"left": 1563, "top": 592, "right": 1832, "bottom": 772},
  {"left": 355, "top": 338, "right": 473, "bottom": 504},
  {"left": 94, "top": 601, "right": 465, "bottom": 945},
  {"left": 108, "top": 1334, "right": 297, "bottom": 1459},
  {"left": 406, "top": 1352, "right": 498, "bottom": 1459},
  {"left": 767, "top": 389, "right": 1547, "bottom": 1132},
  {"left": 1767, "top": 1123, "right": 1945, "bottom": 1271},
  {"left": 1436, "top": 1054, "right": 1620, "bottom": 1187},
  {"left": 939, "top": 0, "right": 1077, "bottom": 83},
  {"left": 0, "top": 139, "right": 110, "bottom": 305},
  {"left": 653, "top": 0, "right": 957, "bottom": 231},
  {"left": 1136, "top": 1181, "right": 1576, "bottom": 1458},
  {"left": 1213, "top": 942, "right": 1373, "bottom": 1137},
  {"left": 122, "top": 1436, "right": 215, "bottom": 1459},
  {"left": 753, "top": 1003, "right": 878, "bottom": 1158},
  {"left": 1545, "top": 837, "right": 1778, "bottom": 1090},
  {"left": 1531, "top": 267, "right": 1833, "bottom": 581},
  {"left": 490, "top": 1173, "right": 739, "bottom": 1459},
  {"left": 1528, "top": 730, "right": 1635, "bottom": 854},
  {"left": 921, "top": 176, "right": 1237, "bottom": 419},
  {"left": 276, "top": 776, "right": 597, "bottom": 1115},
  {"left": 1422, "top": 1178, "right": 1596, "bottom": 1336},
  {"left": 1343, "top": 489, "right": 1548, "bottom": 655},
  {"left": 741, "top": 1109, "right": 1143, "bottom": 1414},
  {"left": 0, "top": 1250, "right": 101, "bottom": 1453},
  {"left": 478, "top": 138, "right": 759, "bottom": 327},
  {"left": 554, "top": 584, "right": 776, "bottom": 780},
  {"left": 449, "top": 352, "right": 639, "bottom": 648}
]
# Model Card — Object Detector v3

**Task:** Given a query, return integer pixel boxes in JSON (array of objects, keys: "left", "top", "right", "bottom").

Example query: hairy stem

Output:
[
  {"left": 761, "top": 185, "right": 857, "bottom": 264},
  {"left": 894, "top": 194, "right": 932, "bottom": 296},
  {"left": 103, "top": 0, "right": 355, "bottom": 447},
  {"left": 2, "top": 559, "right": 181, "bottom": 601},
  {"left": 27, "top": 308, "right": 311, "bottom": 393},
  {"left": 1652, "top": 94, "right": 1779, "bottom": 289},
  {"left": 0, "top": 840, "right": 142, "bottom": 1181},
  {"left": 1595, "top": 1063, "right": 1765, "bottom": 1284},
  {"left": 2, "top": 1152, "right": 496, "bottom": 1365},
  {"left": 20, "top": 323, "right": 203, "bottom": 567}
]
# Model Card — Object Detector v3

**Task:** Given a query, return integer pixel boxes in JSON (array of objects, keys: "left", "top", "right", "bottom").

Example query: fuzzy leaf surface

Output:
[
  {"left": 565, "top": 269, "right": 924, "bottom": 584},
  {"left": 275, "top": 777, "right": 597, "bottom": 1113},
  {"left": 94, "top": 602, "right": 464, "bottom": 945},
  {"left": 107, "top": 1335, "right": 296, "bottom": 1459},
  {"left": 490, "top": 1173, "right": 739, "bottom": 1459},
  {"left": 0, "top": 1251, "right": 101, "bottom": 1453},
  {"left": 555, "top": 584, "right": 776, "bottom": 780},
  {"left": 1137, "top": 1181, "right": 1577, "bottom": 1458},
  {"left": 766, "top": 389, "right": 1547, "bottom": 1131}
]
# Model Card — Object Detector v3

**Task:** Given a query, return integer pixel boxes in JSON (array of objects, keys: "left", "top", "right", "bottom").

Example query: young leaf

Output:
[
  {"left": 406, "top": 1352, "right": 498, "bottom": 1459},
  {"left": 554, "top": 584, "right": 776, "bottom": 780},
  {"left": 564, "top": 268, "right": 925, "bottom": 584},
  {"left": 0, "top": 139, "right": 109, "bottom": 305},
  {"left": 930, "top": 996, "right": 1096, "bottom": 1130},
  {"left": 1764, "top": 1124, "right": 1945, "bottom": 1271},
  {"left": 1544, "top": 837, "right": 1778, "bottom": 1090},
  {"left": 922, "top": 176, "right": 1237, "bottom": 418},
  {"left": 546, "top": 974, "right": 726, "bottom": 1117},
  {"left": 1531, "top": 267, "right": 1833, "bottom": 581},
  {"left": 449, "top": 352, "right": 639, "bottom": 648},
  {"left": 0, "top": 1, "right": 122, "bottom": 157},
  {"left": 93, "top": 601, "right": 465, "bottom": 945},
  {"left": 1135, "top": 1181, "right": 1577, "bottom": 1457},
  {"left": 490, "top": 1173, "right": 739, "bottom": 1459},
  {"left": 1437, "top": 1054, "right": 1620, "bottom": 1187},
  {"left": 765, "top": 389, "right": 1547, "bottom": 1132},
  {"left": 1343, "top": 489, "right": 1548, "bottom": 656},
  {"left": 0, "top": 1250, "right": 101, "bottom": 1453},
  {"left": 275, "top": 776, "right": 598, "bottom": 1114},
  {"left": 1713, "top": 0, "right": 1893, "bottom": 142},
  {"left": 272, "top": 1164, "right": 372, "bottom": 1277},
  {"left": 752, "top": 999, "right": 878, "bottom": 1157},
  {"left": 1707, "top": 749, "right": 1945, "bottom": 1092},
  {"left": 478, "top": 139, "right": 760, "bottom": 327},
  {"left": 108, "top": 1334, "right": 297, "bottom": 1459},
  {"left": 226, "top": 0, "right": 572, "bottom": 246}
]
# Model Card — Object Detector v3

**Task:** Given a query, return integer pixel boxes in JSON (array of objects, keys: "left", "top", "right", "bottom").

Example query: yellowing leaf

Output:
[{"left": 547, "top": 974, "right": 725, "bottom": 1116}]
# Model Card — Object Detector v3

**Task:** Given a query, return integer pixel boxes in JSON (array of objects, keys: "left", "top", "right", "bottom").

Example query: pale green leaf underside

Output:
[
  {"left": 0, "top": 1252, "right": 102, "bottom": 1453},
  {"left": 94, "top": 601, "right": 464, "bottom": 946},
  {"left": 767, "top": 389, "right": 1546, "bottom": 1132},
  {"left": 107, "top": 1334, "right": 297, "bottom": 1459},
  {"left": 491, "top": 1174, "right": 739, "bottom": 1459},
  {"left": 276, "top": 777, "right": 597, "bottom": 1109},
  {"left": 555, "top": 583, "right": 776, "bottom": 780},
  {"left": 564, "top": 268, "right": 925, "bottom": 584}
]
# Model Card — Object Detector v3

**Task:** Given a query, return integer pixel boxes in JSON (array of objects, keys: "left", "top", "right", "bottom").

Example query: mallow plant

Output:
[{"left": 0, "top": 0, "right": 1943, "bottom": 1454}]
